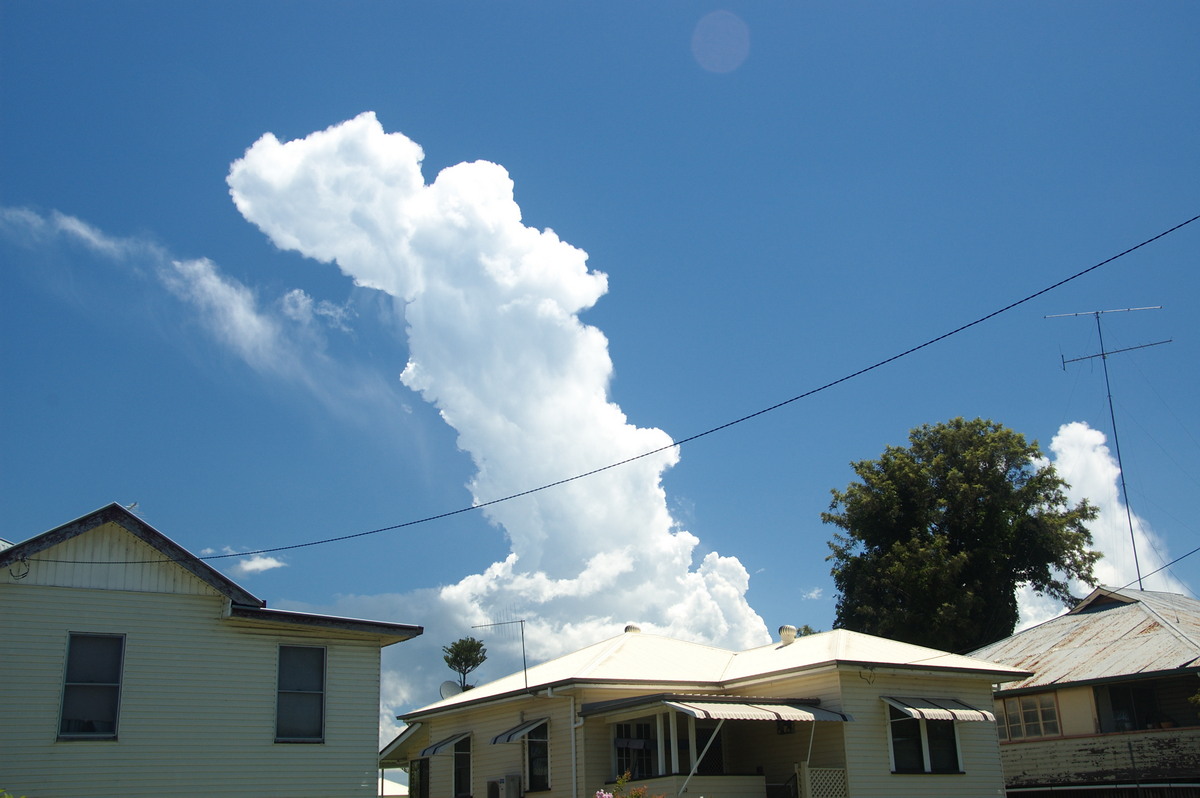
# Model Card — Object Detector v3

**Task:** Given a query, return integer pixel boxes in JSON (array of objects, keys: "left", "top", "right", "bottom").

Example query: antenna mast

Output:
[
  {"left": 1047, "top": 306, "right": 1171, "bottom": 590},
  {"left": 473, "top": 618, "right": 529, "bottom": 692}
]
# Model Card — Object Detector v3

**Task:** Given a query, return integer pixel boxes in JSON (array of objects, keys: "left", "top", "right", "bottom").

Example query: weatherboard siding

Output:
[
  {"left": 416, "top": 693, "right": 578, "bottom": 798},
  {"left": 999, "top": 726, "right": 1200, "bottom": 788},
  {"left": 0, "top": 580, "right": 384, "bottom": 798},
  {"left": 836, "top": 669, "right": 1006, "bottom": 798},
  {"left": 7, "top": 520, "right": 226, "bottom": 596}
]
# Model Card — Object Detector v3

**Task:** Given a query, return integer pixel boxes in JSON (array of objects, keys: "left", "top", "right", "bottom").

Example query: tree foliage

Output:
[
  {"left": 823, "top": 417, "right": 1100, "bottom": 652},
  {"left": 443, "top": 636, "right": 487, "bottom": 690}
]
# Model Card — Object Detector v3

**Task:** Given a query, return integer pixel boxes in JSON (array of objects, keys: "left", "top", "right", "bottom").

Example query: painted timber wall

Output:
[
  {"left": 0, "top": 522, "right": 384, "bottom": 798},
  {"left": 837, "top": 668, "right": 1007, "bottom": 798}
]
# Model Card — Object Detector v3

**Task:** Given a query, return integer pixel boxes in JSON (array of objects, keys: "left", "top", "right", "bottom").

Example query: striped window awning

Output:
[
  {"left": 663, "top": 700, "right": 851, "bottom": 722},
  {"left": 491, "top": 718, "right": 548, "bottom": 745},
  {"left": 882, "top": 696, "right": 995, "bottom": 722},
  {"left": 419, "top": 731, "right": 470, "bottom": 757}
]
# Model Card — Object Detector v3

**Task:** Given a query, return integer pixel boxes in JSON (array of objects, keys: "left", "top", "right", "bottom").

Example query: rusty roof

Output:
[{"left": 970, "top": 587, "right": 1200, "bottom": 693}]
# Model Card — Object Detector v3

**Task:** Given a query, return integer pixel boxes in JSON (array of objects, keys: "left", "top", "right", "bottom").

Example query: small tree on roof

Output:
[{"left": 443, "top": 636, "right": 487, "bottom": 690}]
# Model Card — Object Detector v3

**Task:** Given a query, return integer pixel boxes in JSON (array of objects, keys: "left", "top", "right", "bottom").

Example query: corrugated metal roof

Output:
[{"left": 970, "top": 587, "right": 1200, "bottom": 692}]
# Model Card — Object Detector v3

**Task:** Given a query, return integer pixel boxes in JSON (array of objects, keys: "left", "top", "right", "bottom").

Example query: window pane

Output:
[
  {"left": 889, "top": 708, "right": 924, "bottom": 772},
  {"left": 66, "top": 634, "right": 123, "bottom": 684},
  {"left": 60, "top": 685, "right": 120, "bottom": 735},
  {"left": 276, "top": 646, "right": 324, "bottom": 741},
  {"left": 926, "top": 720, "right": 959, "bottom": 772},
  {"left": 60, "top": 634, "right": 123, "bottom": 738},
  {"left": 454, "top": 737, "right": 471, "bottom": 797},
  {"left": 277, "top": 692, "right": 323, "bottom": 739},
  {"left": 278, "top": 646, "right": 324, "bottom": 691}
]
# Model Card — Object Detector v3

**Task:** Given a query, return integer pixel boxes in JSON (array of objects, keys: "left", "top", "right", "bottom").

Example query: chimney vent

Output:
[
  {"left": 624, "top": 624, "right": 641, "bottom": 634},
  {"left": 779, "top": 624, "right": 797, "bottom": 645}
]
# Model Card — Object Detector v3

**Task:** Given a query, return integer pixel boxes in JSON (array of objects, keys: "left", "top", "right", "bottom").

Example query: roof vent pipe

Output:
[
  {"left": 624, "top": 624, "right": 641, "bottom": 633},
  {"left": 779, "top": 625, "right": 797, "bottom": 645}
]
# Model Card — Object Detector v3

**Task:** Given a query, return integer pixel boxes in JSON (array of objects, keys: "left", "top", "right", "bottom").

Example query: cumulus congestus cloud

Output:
[{"left": 228, "top": 113, "right": 771, "bottom": 660}]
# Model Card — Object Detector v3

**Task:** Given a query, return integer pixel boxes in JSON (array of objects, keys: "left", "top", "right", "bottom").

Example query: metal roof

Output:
[
  {"left": 401, "top": 626, "right": 1027, "bottom": 720},
  {"left": 970, "top": 587, "right": 1200, "bottom": 692}
]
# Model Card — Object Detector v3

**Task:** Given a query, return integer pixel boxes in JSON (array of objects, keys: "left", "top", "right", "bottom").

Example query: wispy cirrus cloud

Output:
[{"left": 0, "top": 204, "right": 401, "bottom": 426}]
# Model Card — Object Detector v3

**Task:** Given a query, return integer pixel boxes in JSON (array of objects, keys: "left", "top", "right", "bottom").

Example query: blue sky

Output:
[{"left": 3, "top": 2, "right": 1198, "bottom": 736}]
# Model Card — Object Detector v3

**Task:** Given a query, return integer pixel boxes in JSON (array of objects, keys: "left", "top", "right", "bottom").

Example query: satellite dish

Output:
[{"left": 440, "top": 680, "right": 464, "bottom": 699}]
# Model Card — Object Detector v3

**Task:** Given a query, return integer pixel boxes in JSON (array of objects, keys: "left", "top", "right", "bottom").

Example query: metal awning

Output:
[
  {"left": 664, "top": 700, "right": 851, "bottom": 722},
  {"left": 882, "top": 696, "right": 994, "bottom": 722},
  {"left": 491, "top": 718, "right": 548, "bottom": 744},
  {"left": 418, "top": 731, "right": 471, "bottom": 757}
]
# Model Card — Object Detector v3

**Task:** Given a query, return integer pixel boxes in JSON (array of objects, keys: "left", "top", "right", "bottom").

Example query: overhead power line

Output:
[{"left": 25, "top": 212, "right": 1200, "bottom": 566}]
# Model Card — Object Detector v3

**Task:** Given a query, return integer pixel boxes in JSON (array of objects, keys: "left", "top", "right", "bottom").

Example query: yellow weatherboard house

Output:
[
  {"left": 382, "top": 622, "right": 1028, "bottom": 798},
  {"left": 0, "top": 503, "right": 423, "bottom": 798}
]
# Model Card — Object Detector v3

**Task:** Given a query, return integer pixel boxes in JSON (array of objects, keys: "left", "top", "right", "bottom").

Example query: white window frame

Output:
[
  {"left": 58, "top": 632, "right": 125, "bottom": 741},
  {"left": 996, "top": 693, "right": 1061, "bottom": 741},
  {"left": 886, "top": 704, "right": 962, "bottom": 774},
  {"left": 275, "top": 644, "right": 326, "bottom": 743}
]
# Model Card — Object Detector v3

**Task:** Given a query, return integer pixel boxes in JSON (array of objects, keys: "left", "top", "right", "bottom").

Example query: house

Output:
[
  {"left": 380, "top": 622, "right": 1027, "bottom": 798},
  {"left": 971, "top": 587, "right": 1200, "bottom": 797},
  {"left": 0, "top": 503, "right": 423, "bottom": 798}
]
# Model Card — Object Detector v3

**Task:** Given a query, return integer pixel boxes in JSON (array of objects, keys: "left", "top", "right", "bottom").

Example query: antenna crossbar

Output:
[
  {"left": 1062, "top": 339, "right": 1172, "bottom": 367},
  {"left": 1051, "top": 305, "right": 1171, "bottom": 591}
]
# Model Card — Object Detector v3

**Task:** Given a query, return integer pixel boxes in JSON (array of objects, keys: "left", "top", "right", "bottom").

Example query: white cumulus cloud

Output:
[
  {"left": 1016, "top": 421, "right": 1190, "bottom": 629},
  {"left": 227, "top": 113, "right": 770, "bottom": 722}
]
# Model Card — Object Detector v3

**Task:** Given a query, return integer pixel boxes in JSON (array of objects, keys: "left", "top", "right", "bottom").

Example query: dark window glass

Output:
[
  {"left": 59, "top": 634, "right": 124, "bottom": 739},
  {"left": 527, "top": 722, "right": 549, "bottom": 791},
  {"left": 454, "top": 735, "right": 471, "bottom": 797},
  {"left": 276, "top": 646, "right": 325, "bottom": 741},
  {"left": 926, "top": 720, "right": 959, "bottom": 772},
  {"left": 889, "top": 706, "right": 924, "bottom": 772},
  {"left": 410, "top": 759, "right": 430, "bottom": 798},
  {"left": 615, "top": 720, "right": 654, "bottom": 779}
]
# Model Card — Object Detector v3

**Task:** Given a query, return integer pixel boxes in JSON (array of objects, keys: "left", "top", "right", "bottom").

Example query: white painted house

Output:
[
  {"left": 0, "top": 503, "right": 423, "bottom": 798},
  {"left": 381, "top": 623, "right": 1027, "bottom": 798}
]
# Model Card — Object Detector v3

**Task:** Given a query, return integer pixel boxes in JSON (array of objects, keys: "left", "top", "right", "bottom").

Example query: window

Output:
[
  {"left": 615, "top": 720, "right": 654, "bottom": 779},
  {"left": 453, "top": 735, "right": 472, "bottom": 797},
  {"left": 59, "top": 633, "right": 125, "bottom": 740},
  {"left": 276, "top": 645, "right": 325, "bottom": 742},
  {"left": 1096, "top": 683, "right": 1159, "bottom": 733},
  {"left": 995, "top": 694, "right": 1060, "bottom": 740},
  {"left": 888, "top": 705, "right": 960, "bottom": 773},
  {"left": 409, "top": 758, "right": 430, "bottom": 798},
  {"left": 526, "top": 721, "right": 549, "bottom": 791}
]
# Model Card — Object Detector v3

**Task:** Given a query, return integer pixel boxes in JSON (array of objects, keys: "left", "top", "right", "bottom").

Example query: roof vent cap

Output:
[
  {"left": 624, "top": 624, "right": 641, "bottom": 634},
  {"left": 779, "top": 624, "right": 797, "bottom": 645}
]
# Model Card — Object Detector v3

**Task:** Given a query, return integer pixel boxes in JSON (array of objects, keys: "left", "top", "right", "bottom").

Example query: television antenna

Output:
[
  {"left": 473, "top": 618, "right": 529, "bottom": 692},
  {"left": 1046, "top": 306, "right": 1171, "bottom": 590}
]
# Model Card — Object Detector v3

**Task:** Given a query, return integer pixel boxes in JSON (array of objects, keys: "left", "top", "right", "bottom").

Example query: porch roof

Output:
[{"left": 581, "top": 693, "right": 852, "bottom": 722}]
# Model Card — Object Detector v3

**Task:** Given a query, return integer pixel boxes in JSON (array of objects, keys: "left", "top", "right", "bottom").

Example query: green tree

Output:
[
  {"left": 823, "top": 417, "right": 1100, "bottom": 652},
  {"left": 443, "top": 636, "right": 487, "bottom": 690}
]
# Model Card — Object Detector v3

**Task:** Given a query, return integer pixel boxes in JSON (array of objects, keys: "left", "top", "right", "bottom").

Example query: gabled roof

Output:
[
  {"left": 0, "top": 502, "right": 262, "bottom": 606},
  {"left": 1, "top": 503, "right": 423, "bottom": 645},
  {"left": 970, "top": 587, "right": 1200, "bottom": 692},
  {"left": 402, "top": 626, "right": 1027, "bottom": 721}
]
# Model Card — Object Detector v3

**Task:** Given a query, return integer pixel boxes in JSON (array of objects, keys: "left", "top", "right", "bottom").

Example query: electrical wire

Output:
[{"left": 24, "top": 212, "right": 1200, "bottom": 567}]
